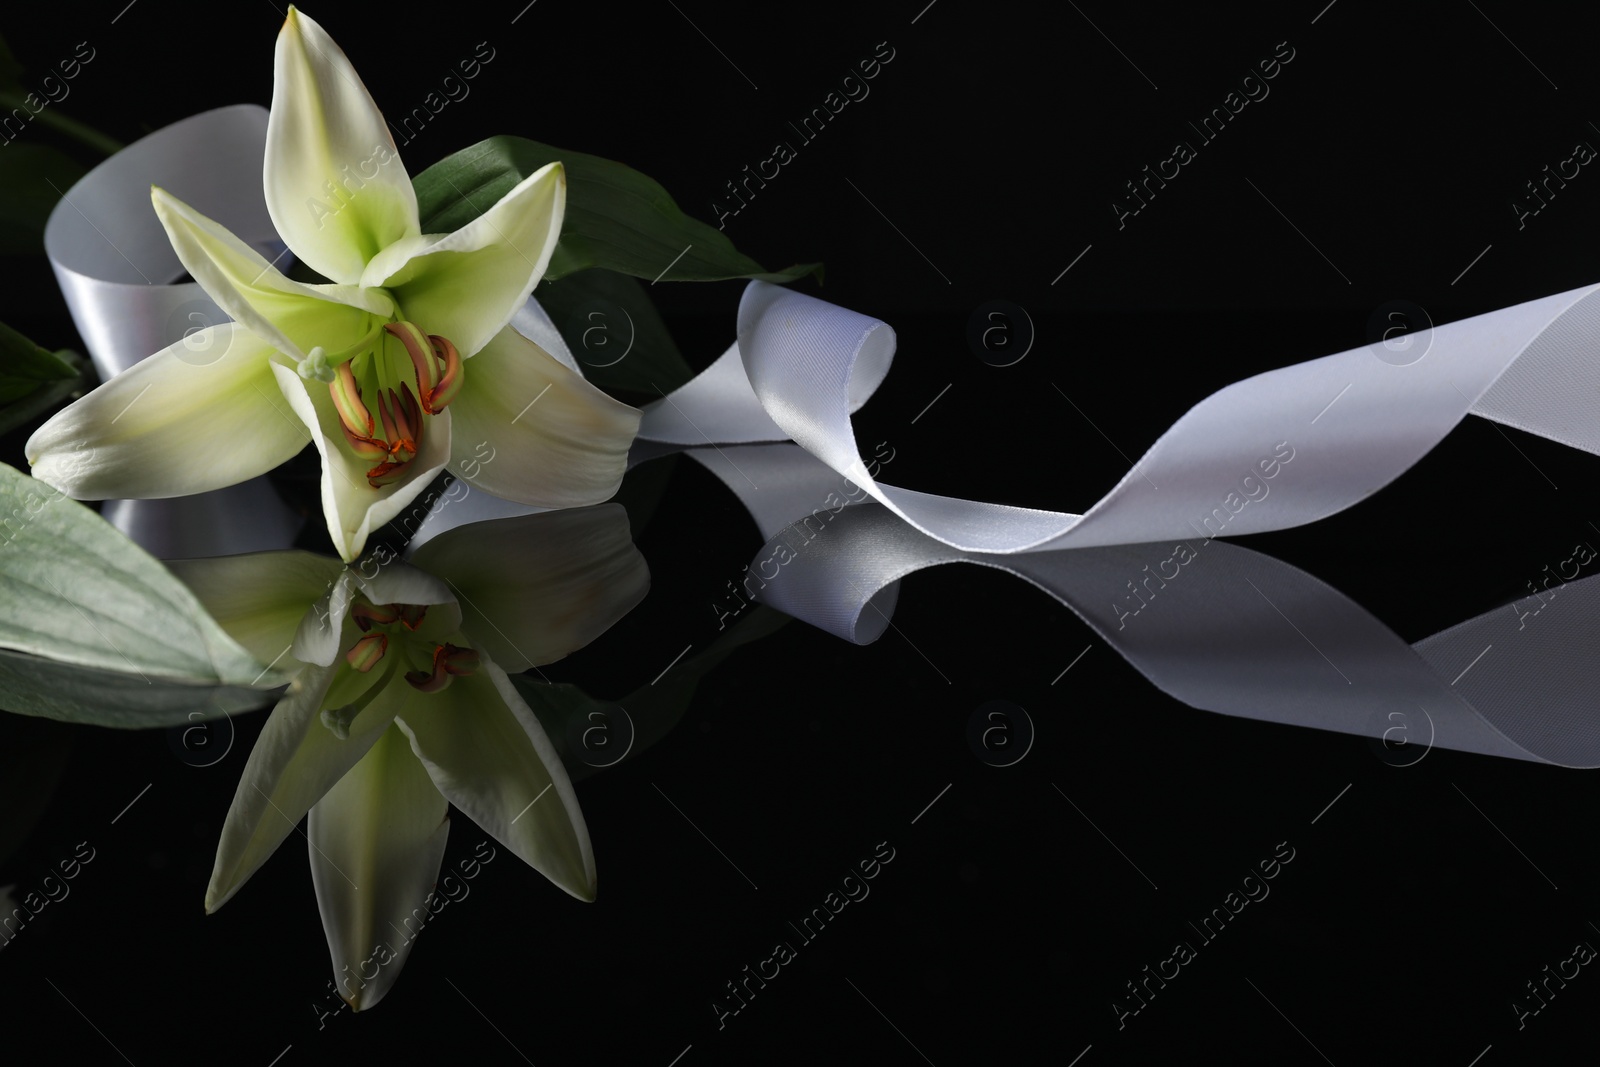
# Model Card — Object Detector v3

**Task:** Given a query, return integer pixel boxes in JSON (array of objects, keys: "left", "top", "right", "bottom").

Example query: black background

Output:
[{"left": 4, "top": 1, "right": 1600, "bottom": 1064}]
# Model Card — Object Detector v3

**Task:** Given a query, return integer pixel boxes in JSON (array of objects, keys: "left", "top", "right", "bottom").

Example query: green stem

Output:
[{"left": 0, "top": 91, "right": 123, "bottom": 156}]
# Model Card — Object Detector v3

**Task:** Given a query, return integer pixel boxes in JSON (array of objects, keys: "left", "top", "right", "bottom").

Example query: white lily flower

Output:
[
  {"left": 168, "top": 506, "right": 649, "bottom": 1009},
  {"left": 26, "top": 7, "right": 639, "bottom": 561}
]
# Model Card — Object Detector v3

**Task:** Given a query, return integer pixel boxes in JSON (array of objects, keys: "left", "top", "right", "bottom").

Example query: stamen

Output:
[
  {"left": 327, "top": 320, "right": 457, "bottom": 489},
  {"left": 331, "top": 363, "right": 374, "bottom": 439},
  {"left": 385, "top": 322, "right": 438, "bottom": 399},
  {"left": 397, "top": 603, "right": 428, "bottom": 630},
  {"left": 428, "top": 335, "right": 464, "bottom": 411},
  {"left": 345, "top": 632, "right": 388, "bottom": 672},
  {"left": 365, "top": 459, "right": 412, "bottom": 487},
  {"left": 342, "top": 424, "right": 389, "bottom": 459},
  {"left": 440, "top": 644, "right": 480, "bottom": 675},
  {"left": 396, "top": 383, "right": 422, "bottom": 443},
  {"left": 351, "top": 602, "right": 399, "bottom": 629},
  {"left": 375, "top": 388, "right": 401, "bottom": 447},
  {"left": 405, "top": 642, "right": 479, "bottom": 693}
]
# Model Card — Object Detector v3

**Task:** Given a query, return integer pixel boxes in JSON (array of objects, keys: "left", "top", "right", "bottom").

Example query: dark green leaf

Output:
[
  {"left": 609, "top": 450, "right": 678, "bottom": 540},
  {"left": 0, "top": 320, "right": 87, "bottom": 434},
  {"left": 534, "top": 268, "right": 696, "bottom": 395},
  {"left": 413, "top": 136, "right": 821, "bottom": 284},
  {"left": 512, "top": 605, "right": 790, "bottom": 781},
  {"left": 0, "top": 33, "right": 22, "bottom": 91},
  {"left": 0, "top": 142, "right": 87, "bottom": 255}
]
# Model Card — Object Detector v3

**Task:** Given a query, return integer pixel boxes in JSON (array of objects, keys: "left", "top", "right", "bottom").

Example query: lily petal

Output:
[
  {"left": 445, "top": 326, "right": 639, "bottom": 507},
  {"left": 408, "top": 507, "right": 649, "bottom": 672},
  {"left": 308, "top": 722, "right": 449, "bottom": 1012},
  {"left": 269, "top": 363, "right": 451, "bottom": 562},
  {"left": 361, "top": 163, "right": 564, "bottom": 357},
  {"left": 267, "top": 7, "right": 419, "bottom": 284},
  {"left": 26, "top": 325, "right": 308, "bottom": 500},
  {"left": 352, "top": 563, "right": 457, "bottom": 619},
  {"left": 395, "top": 657, "right": 596, "bottom": 901},
  {"left": 206, "top": 659, "right": 400, "bottom": 913},
  {"left": 153, "top": 187, "right": 393, "bottom": 362},
  {"left": 167, "top": 551, "right": 346, "bottom": 667}
]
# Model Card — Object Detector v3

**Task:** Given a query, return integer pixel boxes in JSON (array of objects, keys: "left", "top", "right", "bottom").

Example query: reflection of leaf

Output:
[
  {"left": 414, "top": 136, "right": 821, "bottom": 284},
  {"left": 0, "top": 714, "right": 73, "bottom": 870},
  {"left": 0, "top": 143, "right": 87, "bottom": 255},
  {"left": 536, "top": 268, "right": 696, "bottom": 397},
  {"left": 0, "top": 33, "right": 22, "bottom": 91},
  {"left": 0, "top": 647, "right": 273, "bottom": 728},
  {"left": 513, "top": 605, "right": 791, "bottom": 781},
  {"left": 0, "top": 321, "right": 87, "bottom": 434},
  {"left": 0, "top": 463, "right": 289, "bottom": 691}
]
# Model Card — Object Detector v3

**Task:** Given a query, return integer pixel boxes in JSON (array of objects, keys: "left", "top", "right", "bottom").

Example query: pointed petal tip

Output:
[
  {"left": 204, "top": 871, "right": 237, "bottom": 914},
  {"left": 148, "top": 185, "right": 187, "bottom": 219},
  {"left": 345, "top": 983, "right": 392, "bottom": 1012},
  {"left": 23, "top": 451, "right": 66, "bottom": 492}
]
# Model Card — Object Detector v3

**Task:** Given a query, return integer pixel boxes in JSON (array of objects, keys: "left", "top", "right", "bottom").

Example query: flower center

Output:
[
  {"left": 312, "top": 321, "right": 464, "bottom": 488},
  {"left": 344, "top": 599, "right": 480, "bottom": 691},
  {"left": 320, "top": 597, "right": 483, "bottom": 737}
]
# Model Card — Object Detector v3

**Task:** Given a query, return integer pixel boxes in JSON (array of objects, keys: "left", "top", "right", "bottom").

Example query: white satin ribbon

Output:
[
  {"left": 640, "top": 280, "right": 1600, "bottom": 552},
  {"left": 42, "top": 105, "right": 299, "bottom": 557},
  {"left": 45, "top": 105, "right": 282, "bottom": 381}
]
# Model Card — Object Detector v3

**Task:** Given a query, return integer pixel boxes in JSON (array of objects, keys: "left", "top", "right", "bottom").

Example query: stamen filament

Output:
[{"left": 322, "top": 319, "right": 464, "bottom": 489}]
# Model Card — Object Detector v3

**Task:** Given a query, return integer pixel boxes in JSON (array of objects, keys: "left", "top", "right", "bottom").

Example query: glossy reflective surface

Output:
[{"left": 7, "top": 3, "right": 1600, "bottom": 1065}]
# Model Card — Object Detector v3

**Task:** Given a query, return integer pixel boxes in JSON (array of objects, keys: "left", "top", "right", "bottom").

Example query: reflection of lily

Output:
[
  {"left": 26, "top": 8, "right": 639, "bottom": 561},
  {"left": 169, "top": 506, "right": 648, "bottom": 1009}
]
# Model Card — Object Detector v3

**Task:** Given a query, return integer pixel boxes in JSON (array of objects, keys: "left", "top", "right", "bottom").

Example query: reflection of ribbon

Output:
[
  {"left": 638, "top": 439, "right": 1600, "bottom": 768},
  {"left": 749, "top": 495, "right": 1600, "bottom": 767}
]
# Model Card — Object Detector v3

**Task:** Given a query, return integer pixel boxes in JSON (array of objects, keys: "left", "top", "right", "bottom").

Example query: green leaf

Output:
[
  {"left": 0, "top": 320, "right": 76, "bottom": 401},
  {"left": 0, "top": 320, "right": 87, "bottom": 434},
  {"left": 0, "top": 142, "right": 88, "bottom": 255},
  {"left": 0, "top": 33, "right": 22, "bottom": 91},
  {"left": 0, "top": 646, "right": 274, "bottom": 728},
  {"left": 0, "top": 463, "right": 290, "bottom": 690},
  {"left": 535, "top": 268, "right": 696, "bottom": 396},
  {"left": 413, "top": 136, "right": 821, "bottom": 284}
]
